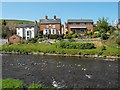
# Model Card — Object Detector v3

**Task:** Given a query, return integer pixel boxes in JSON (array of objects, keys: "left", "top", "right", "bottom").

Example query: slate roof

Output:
[
  {"left": 68, "top": 19, "right": 93, "bottom": 23},
  {"left": 40, "top": 19, "right": 61, "bottom": 24},
  {"left": 16, "top": 24, "right": 35, "bottom": 28}
]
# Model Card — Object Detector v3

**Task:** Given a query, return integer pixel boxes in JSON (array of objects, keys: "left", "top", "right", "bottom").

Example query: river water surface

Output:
[{"left": 2, "top": 54, "right": 118, "bottom": 88}]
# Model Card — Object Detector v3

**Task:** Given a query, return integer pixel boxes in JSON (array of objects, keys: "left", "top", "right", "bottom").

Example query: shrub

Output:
[
  {"left": 64, "top": 34, "right": 72, "bottom": 39},
  {"left": 28, "top": 38, "right": 38, "bottom": 43},
  {"left": 100, "top": 46, "right": 106, "bottom": 51},
  {"left": 92, "top": 31, "right": 101, "bottom": 38},
  {"left": 56, "top": 42, "right": 95, "bottom": 49},
  {"left": 28, "top": 83, "right": 45, "bottom": 90},
  {"left": 116, "top": 36, "right": 120, "bottom": 45},
  {"left": 48, "top": 34, "right": 58, "bottom": 39},
  {"left": 68, "top": 39, "right": 75, "bottom": 42},
  {"left": 101, "top": 33, "right": 108, "bottom": 40},
  {"left": 72, "top": 34, "right": 78, "bottom": 38},
  {"left": 20, "top": 40, "right": 28, "bottom": 44},
  {"left": 69, "top": 31, "right": 74, "bottom": 35},
  {"left": 2, "top": 78, "right": 23, "bottom": 89}
]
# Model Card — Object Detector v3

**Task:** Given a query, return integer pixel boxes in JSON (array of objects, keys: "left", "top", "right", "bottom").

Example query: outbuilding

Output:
[{"left": 8, "top": 35, "right": 21, "bottom": 43}]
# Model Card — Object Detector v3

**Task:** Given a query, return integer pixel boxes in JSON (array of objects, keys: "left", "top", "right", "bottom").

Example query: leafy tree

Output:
[
  {"left": 116, "top": 36, "right": 120, "bottom": 45},
  {"left": 2, "top": 20, "right": 6, "bottom": 26},
  {"left": 2, "top": 26, "right": 12, "bottom": 38},
  {"left": 101, "top": 33, "right": 108, "bottom": 40},
  {"left": 38, "top": 30, "right": 43, "bottom": 38},
  {"left": 94, "top": 17, "right": 110, "bottom": 33}
]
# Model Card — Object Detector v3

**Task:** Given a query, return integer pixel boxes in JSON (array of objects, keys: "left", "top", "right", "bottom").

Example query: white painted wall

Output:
[
  {"left": 17, "top": 28, "right": 23, "bottom": 38},
  {"left": 16, "top": 27, "right": 37, "bottom": 40},
  {"left": 43, "top": 29, "right": 60, "bottom": 35}
]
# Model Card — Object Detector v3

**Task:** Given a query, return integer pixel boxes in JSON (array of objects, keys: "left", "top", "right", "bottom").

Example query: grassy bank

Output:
[
  {"left": 1, "top": 42, "right": 120, "bottom": 57},
  {"left": 0, "top": 78, "right": 59, "bottom": 90}
]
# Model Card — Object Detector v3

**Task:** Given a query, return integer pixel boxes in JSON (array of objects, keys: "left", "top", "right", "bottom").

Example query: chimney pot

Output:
[
  {"left": 54, "top": 15, "right": 56, "bottom": 20},
  {"left": 34, "top": 20, "right": 37, "bottom": 25},
  {"left": 45, "top": 16, "right": 48, "bottom": 20}
]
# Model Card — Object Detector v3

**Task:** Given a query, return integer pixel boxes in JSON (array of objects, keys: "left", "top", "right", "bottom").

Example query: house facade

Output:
[
  {"left": 61, "top": 22, "right": 68, "bottom": 34},
  {"left": 40, "top": 16, "right": 61, "bottom": 35},
  {"left": 67, "top": 19, "right": 94, "bottom": 35},
  {"left": 16, "top": 24, "right": 38, "bottom": 40}
]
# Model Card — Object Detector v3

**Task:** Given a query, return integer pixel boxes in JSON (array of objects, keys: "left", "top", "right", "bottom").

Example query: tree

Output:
[
  {"left": 38, "top": 30, "right": 43, "bottom": 38},
  {"left": 2, "top": 26, "right": 12, "bottom": 38},
  {"left": 116, "top": 36, "right": 120, "bottom": 46},
  {"left": 101, "top": 33, "right": 108, "bottom": 40},
  {"left": 2, "top": 20, "right": 6, "bottom": 26},
  {"left": 94, "top": 17, "right": 109, "bottom": 33}
]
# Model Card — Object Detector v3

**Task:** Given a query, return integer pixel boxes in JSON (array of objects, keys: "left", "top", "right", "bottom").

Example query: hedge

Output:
[{"left": 56, "top": 42, "right": 95, "bottom": 49}]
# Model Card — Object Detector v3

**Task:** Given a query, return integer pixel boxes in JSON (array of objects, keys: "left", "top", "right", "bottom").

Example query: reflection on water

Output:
[{"left": 2, "top": 54, "right": 118, "bottom": 88}]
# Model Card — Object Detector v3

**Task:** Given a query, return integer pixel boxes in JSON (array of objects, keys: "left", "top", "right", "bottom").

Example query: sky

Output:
[{"left": 1, "top": 2, "right": 118, "bottom": 24}]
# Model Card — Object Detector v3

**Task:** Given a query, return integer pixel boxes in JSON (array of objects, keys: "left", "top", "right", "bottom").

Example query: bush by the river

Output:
[
  {"left": 1, "top": 78, "right": 23, "bottom": 89},
  {"left": 1, "top": 78, "right": 60, "bottom": 90},
  {"left": 28, "top": 38, "right": 38, "bottom": 43},
  {"left": 56, "top": 42, "right": 95, "bottom": 49},
  {"left": 28, "top": 83, "right": 45, "bottom": 90}
]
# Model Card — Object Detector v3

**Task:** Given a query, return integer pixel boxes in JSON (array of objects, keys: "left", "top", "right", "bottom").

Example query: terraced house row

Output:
[{"left": 13, "top": 15, "right": 94, "bottom": 40}]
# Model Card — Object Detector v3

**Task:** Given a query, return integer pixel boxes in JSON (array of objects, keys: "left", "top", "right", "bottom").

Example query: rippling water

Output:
[{"left": 2, "top": 54, "right": 118, "bottom": 88}]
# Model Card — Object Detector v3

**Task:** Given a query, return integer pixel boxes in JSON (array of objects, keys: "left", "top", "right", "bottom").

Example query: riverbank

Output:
[
  {"left": 1, "top": 51, "right": 119, "bottom": 61},
  {"left": 1, "top": 42, "right": 120, "bottom": 60}
]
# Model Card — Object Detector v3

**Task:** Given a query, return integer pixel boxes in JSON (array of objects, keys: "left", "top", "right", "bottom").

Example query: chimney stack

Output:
[
  {"left": 34, "top": 20, "right": 37, "bottom": 25},
  {"left": 54, "top": 15, "right": 56, "bottom": 20},
  {"left": 45, "top": 16, "right": 48, "bottom": 20}
]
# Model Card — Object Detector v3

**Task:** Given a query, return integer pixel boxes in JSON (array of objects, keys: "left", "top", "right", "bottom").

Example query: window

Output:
[
  {"left": 80, "top": 23, "right": 85, "bottom": 26},
  {"left": 18, "top": 32, "right": 20, "bottom": 35},
  {"left": 53, "top": 30, "right": 54, "bottom": 34},
  {"left": 46, "top": 25, "right": 48, "bottom": 28},
  {"left": 49, "top": 29, "right": 51, "bottom": 34},
  {"left": 52, "top": 25, "right": 55, "bottom": 28},
  {"left": 71, "top": 23, "right": 76, "bottom": 26},
  {"left": 27, "top": 31, "right": 29, "bottom": 36},
  {"left": 87, "top": 23, "right": 92, "bottom": 26},
  {"left": 13, "top": 37, "right": 16, "bottom": 40},
  {"left": 46, "top": 30, "right": 48, "bottom": 35}
]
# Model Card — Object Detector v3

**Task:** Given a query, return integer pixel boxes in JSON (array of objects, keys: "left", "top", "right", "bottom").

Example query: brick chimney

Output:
[
  {"left": 54, "top": 15, "right": 56, "bottom": 20},
  {"left": 45, "top": 16, "right": 48, "bottom": 20},
  {"left": 34, "top": 20, "right": 37, "bottom": 25}
]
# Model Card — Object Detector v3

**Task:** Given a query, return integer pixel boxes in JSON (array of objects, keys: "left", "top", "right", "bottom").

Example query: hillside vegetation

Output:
[
  {"left": 0, "top": 19, "right": 34, "bottom": 30},
  {"left": 0, "top": 19, "right": 34, "bottom": 38}
]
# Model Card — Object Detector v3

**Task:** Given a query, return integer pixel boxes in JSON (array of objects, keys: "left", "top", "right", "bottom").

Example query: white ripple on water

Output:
[
  {"left": 82, "top": 68, "right": 86, "bottom": 71},
  {"left": 52, "top": 77, "right": 66, "bottom": 89},
  {"left": 77, "top": 64, "right": 81, "bottom": 67},
  {"left": 10, "top": 64, "right": 13, "bottom": 66},
  {"left": 85, "top": 74, "right": 92, "bottom": 79}
]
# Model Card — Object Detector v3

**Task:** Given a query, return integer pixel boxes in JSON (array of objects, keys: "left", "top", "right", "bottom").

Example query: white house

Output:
[{"left": 16, "top": 24, "right": 38, "bottom": 40}]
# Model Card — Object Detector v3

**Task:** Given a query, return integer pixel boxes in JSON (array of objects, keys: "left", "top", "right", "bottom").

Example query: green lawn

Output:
[{"left": 1, "top": 42, "right": 120, "bottom": 57}]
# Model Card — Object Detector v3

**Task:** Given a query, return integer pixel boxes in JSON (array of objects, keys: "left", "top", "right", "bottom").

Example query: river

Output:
[{"left": 2, "top": 54, "right": 118, "bottom": 88}]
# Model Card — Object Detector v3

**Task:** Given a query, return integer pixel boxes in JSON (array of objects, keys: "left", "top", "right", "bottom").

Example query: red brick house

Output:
[
  {"left": 8, "top": 35, "right": 21, "bottom": 43},
  {"left": 67, "top": 19, "right": 94, "bottom": 35},
  {"left": 40, "top": 16, "right": 61, "bottom": 35}
]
